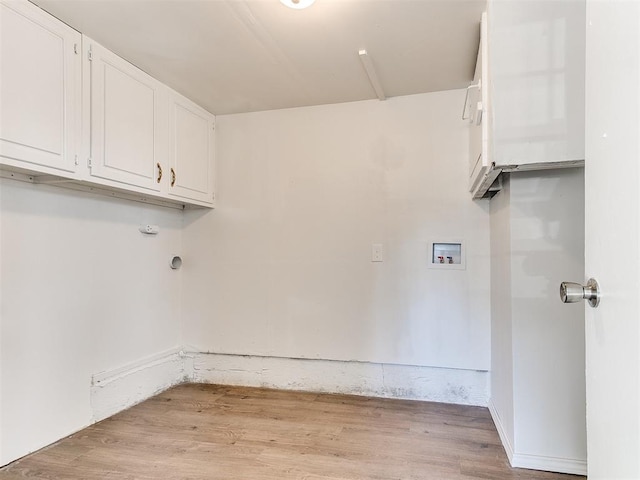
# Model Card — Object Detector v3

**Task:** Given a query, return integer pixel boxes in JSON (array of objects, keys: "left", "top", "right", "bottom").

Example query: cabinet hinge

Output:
[
  {"left": 88, "top": 50, "right": 93, "bottom": 61},
  {"left": 74, "top": 155, "right": 79, "bottom": 166},
  {"left": 74, "top": 43, "right": 79, "bottom": 55},
  {"left": 88, "top": 157, "right": 92, "bottom": 167}
]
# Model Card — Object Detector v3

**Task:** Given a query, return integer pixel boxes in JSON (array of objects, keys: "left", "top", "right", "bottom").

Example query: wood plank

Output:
[{"left": 0, "top": 384, "right": 585, "bottom": 480}]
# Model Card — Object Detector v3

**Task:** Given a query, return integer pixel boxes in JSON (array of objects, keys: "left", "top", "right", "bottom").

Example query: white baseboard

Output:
[
  {"left": 188, "top": 352, "right": 489, "bottom": 406},
  {"left": 488, "top": 398, "right": 515, "bottom": 461},
  {"left": 488, "top": 398, "right": 587, "bottom": 476},
  {"left": 90, "top": 347, "right": 187, "bottom": 422},
  {"left": 511, "top": 453, "right": 587, "bottom": 476}
]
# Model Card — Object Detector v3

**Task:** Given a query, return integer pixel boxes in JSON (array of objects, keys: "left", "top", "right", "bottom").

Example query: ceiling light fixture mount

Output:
[{"left": 280, "top": 0, "right": 316, "bottom": 10}]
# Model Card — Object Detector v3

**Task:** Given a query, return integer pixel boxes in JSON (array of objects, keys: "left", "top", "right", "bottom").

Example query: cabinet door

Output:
[
  {"left": 467, "top": 57, "right": 483, "bottom": 188},
  {"left": 87, "top": 39, "right": 164, "bottom": 191},
  {"left": 468, "top": 12, "right": 497, "bottom": 199},
  {"left": 167, "top": 93, "right": 214, "bottom": 204},
  {"left": 0, "top": 0, "right": 81, "bottom": 174},
  {"left": 489, "top": 0, "right": 585, "bottom": 168}
]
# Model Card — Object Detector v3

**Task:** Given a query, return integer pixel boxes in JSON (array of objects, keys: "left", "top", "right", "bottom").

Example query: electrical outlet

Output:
[{"left": 372, "top": 243, "right": 383, "bottom": 262}]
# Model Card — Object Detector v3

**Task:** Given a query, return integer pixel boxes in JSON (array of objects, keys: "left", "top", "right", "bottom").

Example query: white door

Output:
[
  {"left": 87, "top": 38, "right": 164, "bottom": 191},
  {"left": 168, "top": 92, "right": 214, "bottom": 204},
  {"left": 0, "top": 0, "right": 81, "bottom": 174},
  {"left": 584, "top": 1, "right": 640, "bottom": 478}
]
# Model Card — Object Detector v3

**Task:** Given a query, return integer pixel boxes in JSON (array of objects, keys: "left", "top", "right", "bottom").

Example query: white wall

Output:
[
  {"left": 489, "top": 174, "right": 515, "bottom": 454},
  {"left": 0, "top": 90, "right": 493, "bottom": 466},
  {"left": 182, "top": 90, "right": 491, "bottom": 375},
  {"left": 489, "top": 169, "right": 586, "bottom": 474},
  {"left": 0, "top": 88, "right": 586, "bottom": 474},
  {"left": 0, "top": 179, "right": 183, "bottom": 465}
]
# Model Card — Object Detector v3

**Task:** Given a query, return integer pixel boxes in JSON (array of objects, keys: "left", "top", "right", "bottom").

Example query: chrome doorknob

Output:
[{"left": 560, "top": 278, "right": 600, "bottom": 308}]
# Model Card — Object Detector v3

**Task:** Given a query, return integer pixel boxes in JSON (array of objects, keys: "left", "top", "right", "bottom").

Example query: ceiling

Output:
[{"left": 33, "top": 0, "right": 486, "bottom": 115}]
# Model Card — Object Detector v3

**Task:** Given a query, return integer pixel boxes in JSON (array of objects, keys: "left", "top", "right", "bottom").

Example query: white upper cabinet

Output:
[
  {"left": 85, "top": 37, "right": 166, "bottom": 192},
  {"left": 0, "top": 0, "right": 81, "bottom": 175},
  {"left": 489, "top": 0, "right": 586, "bottom": 169},
  {"left": 467, "top": 12, "right": 495, "bottom": 198},
  {"left": 468, "top": 1, "right": 585, "bottom": 199},
  {"left": 167, "top": 92, "right": 215, "bottom": 205},
  {"left": 0, "top": 3, "right": 215, "bottom": 208},
  {"left": 489, "top": 0, "right": 585, "bottom": 169}
]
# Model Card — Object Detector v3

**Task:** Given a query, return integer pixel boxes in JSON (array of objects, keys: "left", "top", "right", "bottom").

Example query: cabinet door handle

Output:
[
  {"left": 157, "top": 163, "right": 163, "bottom": 183},
  {"left": 171, "top": 168, "right": 176, "bottom": 187}
]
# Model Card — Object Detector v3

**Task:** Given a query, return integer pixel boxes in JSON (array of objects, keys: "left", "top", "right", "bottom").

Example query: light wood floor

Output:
[{"left": 0, "top": 384, "right": 584, "bottom": 480}]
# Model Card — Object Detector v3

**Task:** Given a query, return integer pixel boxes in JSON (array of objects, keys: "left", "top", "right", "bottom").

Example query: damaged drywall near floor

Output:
[
  {"left": 88, "top": 348, "right": 489, "bottom": 425},
  {"left": 90, "top": 347, "right": 189, "bottom": 422},
  {"left": 188, "top": 353, "right": 489, "bottom": 406}
]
